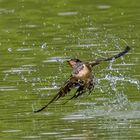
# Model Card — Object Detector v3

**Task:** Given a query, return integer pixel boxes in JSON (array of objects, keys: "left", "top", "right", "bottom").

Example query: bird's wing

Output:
[
  {"left": 34, "top": 76, "right": 78, "bottom": 113},
  {"left": 89, "top": 46, "right": 130, "bottom": 67},
  {"left": 63, "top": 78, "right": 95, "bottom": 104},
  {"left": 62, "top": 84, "right": 86, "bottom": 104}
]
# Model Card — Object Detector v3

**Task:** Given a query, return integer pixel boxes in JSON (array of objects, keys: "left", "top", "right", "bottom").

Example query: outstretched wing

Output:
[
  {"left": 63, "top": 78, "right": 95, "bottom": 104},
  {"left": 34, "top": 76, "right": 78, "bottom": 113},
  {"left": 63, "top": 85, "right": 86, "bottom": 104},
  {"left": 89, "top": 46, "right": 130, "bottom": 67}
]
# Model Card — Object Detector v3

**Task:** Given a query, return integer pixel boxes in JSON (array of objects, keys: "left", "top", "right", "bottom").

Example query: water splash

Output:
[
  {"left": 102, "top": 74, "right": 140, "bottom": 91},
  {"left": 103, "top": 92, "right": 131, "bottom": 112}
]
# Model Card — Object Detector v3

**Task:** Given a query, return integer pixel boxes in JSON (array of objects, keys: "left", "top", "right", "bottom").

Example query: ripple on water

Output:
[
  {"left": 16, "top": 48, "right": 33, "bottom": 52},
  {"left": 97, "top": 5, "right": 111, "bottom": 9},
  {"left": 3, "top": 68, "right": 35, "bottom": 73},
  {"left": 77, "top": 43, "right": 98, "bottom": 47},
  {"left": 15, "top": 57, "right": 34, "bottom": 60},
  {"left": 22, "top": 136, "right": 41, "bottom": 139},
  {"left": 0, "top": 8, "right": 15, "bottom": 14},
  {"left": 58, "top": 12, "right": 78, "bottom": 16},
  {"left": 41, "top": 132, "right": 64, "bottom": 135},
  {"left": 22, "top": 64, "right": 36, "bottom": 67},
  {"left": 0, "top": 86, "right": 18, "bottom": 91},
  {"left": 2, "top": 129, "right": 22, "bottom": 133},
  {"left": 42, "top": 56, "right": 69, "bottom": 63},
  {"left": 34, "top": 86, "right": 59, "bottom": 91}
]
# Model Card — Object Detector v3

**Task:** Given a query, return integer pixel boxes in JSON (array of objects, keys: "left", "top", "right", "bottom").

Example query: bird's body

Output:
[
  {"left": 73, "top": 63, "right": 92, "bottom": 80},
  {"left": 34, "top": 46, "right": 130, "bottom": 113}
]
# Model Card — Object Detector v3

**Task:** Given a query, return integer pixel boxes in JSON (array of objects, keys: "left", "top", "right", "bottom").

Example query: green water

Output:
[{"left": 0, "top": 0, "right": 140, "bottom": 139}]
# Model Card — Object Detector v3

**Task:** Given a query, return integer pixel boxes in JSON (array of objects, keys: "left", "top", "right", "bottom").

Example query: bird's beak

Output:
[{"left": 67, "top": 60, "right": 71, "bottom": 66}]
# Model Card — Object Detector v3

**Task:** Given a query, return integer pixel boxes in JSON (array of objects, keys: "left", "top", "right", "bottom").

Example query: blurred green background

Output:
[{"left": 0, "top": 0, "right": 140, "bottom": 139}]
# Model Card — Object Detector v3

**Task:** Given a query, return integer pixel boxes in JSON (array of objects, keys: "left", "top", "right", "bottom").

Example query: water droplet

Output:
[
  {"left": 41, "top": 42, "right": 47, "bottom": 49},
  {"left": 8, "top": 48, "right": 12, "bottom": 52}
]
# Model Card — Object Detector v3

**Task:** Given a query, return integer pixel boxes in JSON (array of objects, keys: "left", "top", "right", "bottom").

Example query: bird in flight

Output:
[{"left": 34, "top": 46, "right": 130, "bottom": 113}]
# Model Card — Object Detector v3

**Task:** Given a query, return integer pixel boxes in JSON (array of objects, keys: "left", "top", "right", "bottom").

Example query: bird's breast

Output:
[{"left": 73, "top": 64, "right": 91, "bottom": 80}]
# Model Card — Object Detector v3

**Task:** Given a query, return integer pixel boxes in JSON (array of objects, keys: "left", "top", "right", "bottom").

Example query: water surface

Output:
[{"left": 0, "top": 0, "right": 140, "bottom": 139}]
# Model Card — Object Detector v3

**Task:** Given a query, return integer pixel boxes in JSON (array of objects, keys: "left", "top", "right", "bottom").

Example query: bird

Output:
[{"left": 34, "top": 46, "right": 130, "bottom": 113}]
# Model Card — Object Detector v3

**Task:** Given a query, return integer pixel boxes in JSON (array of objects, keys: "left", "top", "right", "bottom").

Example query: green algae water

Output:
[{"left": 0, "top": 0, "right": 140, "bottom": 139}]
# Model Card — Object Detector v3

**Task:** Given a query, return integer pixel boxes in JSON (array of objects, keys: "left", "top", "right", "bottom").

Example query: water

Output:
[{"left": 0, "top": 0, "right": 140, "bottom": 139}]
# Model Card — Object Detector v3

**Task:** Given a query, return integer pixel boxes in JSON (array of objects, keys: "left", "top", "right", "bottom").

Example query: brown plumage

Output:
[{"left": 34, "top": 46, "right": 130, "bottom": 113}]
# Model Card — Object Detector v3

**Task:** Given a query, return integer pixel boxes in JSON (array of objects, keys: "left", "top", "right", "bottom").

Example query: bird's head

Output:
[{"left": 67, "top": 59, "right": 81, "bottom": 68}]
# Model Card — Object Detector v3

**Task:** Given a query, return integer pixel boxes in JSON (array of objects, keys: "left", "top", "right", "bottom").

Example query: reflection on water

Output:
[{"left": 0, "top": 0, "right": 140, "bottom": 139}]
